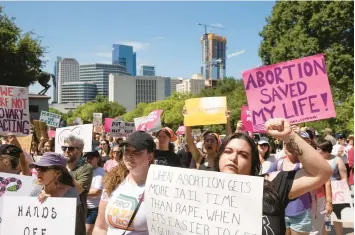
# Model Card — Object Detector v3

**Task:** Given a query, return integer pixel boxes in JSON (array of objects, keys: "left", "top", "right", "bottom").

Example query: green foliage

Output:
[
  {"left": 259, "top": 1, "right": 354, "bottom": 133},
  {"left": 0, "top": 6, "right": 45, "bottom": 87},
  {"left": 66, "top": 95, "right": 126, "bottom": 124}
]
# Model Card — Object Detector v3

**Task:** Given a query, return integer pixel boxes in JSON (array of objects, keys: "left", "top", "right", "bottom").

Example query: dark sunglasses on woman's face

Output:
[
  {"left": 260, "top": 144, "right": 269, "bottom": 147},
  {"left": 112, "top": 150, "right": 121, "bottom": 154},
  {"left": 36, "top": 166, "right": 56, "bottom": 173},
  {"left": 61, "top": 146, "right": 81, "bottom": 152}
]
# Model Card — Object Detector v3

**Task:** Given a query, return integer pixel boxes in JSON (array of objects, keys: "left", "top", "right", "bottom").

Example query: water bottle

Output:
[{"left": 325, "top": 215, "right": 331, "bottom": 231}]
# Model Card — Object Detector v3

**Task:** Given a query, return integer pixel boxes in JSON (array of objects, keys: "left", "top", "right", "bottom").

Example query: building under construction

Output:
[{"left": 200, "top": 33, "right": 227, "bottom": 87}]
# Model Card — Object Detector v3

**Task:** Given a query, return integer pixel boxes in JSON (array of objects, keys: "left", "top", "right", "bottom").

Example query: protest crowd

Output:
[{"left": 0, "top": 55, "right": 353, "bottom": 235}]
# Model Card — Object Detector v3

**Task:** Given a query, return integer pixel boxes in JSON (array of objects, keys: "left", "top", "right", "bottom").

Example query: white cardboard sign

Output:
[
  {"left": 1, "top": 196, "right": 76, "bottom": 235},
  {"left": 0, "top": 173, "right": 38, "bottom": 234},
  {"left": 145, "top": 165, "right": 264, "bottom": 235},
  {"left": 39, "top": 111, "right": 61, "bottom": 128},
  {"left": 110, "top": 120, "right": 135, "bottom": 137},
  {"left": 55, "top": 124, "right": 93, "bottom": 153}
]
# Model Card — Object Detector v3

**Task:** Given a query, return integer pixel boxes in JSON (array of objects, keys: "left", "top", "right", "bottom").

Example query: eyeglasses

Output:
[
  {"left": 112, "top": 150, "right": 121, "bottom": 154},
  {"left": 36, "top": 166, "right": 56, "bottom": 173},
  {"left": 259, "top": 144, "right": 269, "bottom": 148},
  {"left": 61, "top": 146, "right": 81, "bottom": 152}
]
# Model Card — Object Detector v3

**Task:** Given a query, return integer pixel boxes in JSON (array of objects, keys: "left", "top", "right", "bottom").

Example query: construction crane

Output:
[{"left": 197, "top": 23, "right": 227, "bottom": 34}]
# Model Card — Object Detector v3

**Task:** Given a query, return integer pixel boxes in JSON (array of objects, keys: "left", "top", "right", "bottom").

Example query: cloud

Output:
[
  {"left": 116, "top": 41, "right": 150, "bottom": 52},
  {"left": 210, "top": 23, "right": 224, "bottom": 28}
]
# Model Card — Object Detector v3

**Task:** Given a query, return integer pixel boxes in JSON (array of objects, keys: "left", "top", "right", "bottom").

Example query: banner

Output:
[
  {"left": 0, "top": 86, "right": 30, "bottom": 136},
  {"left": 145, "top": 165, "right": 264, "bottom": 235},
  {"left": 184, "top": 97, "right": 227, "bottom": 126},
  {"left": 0, "top": 173, "right": 38, "bottom": 234},
  {"left": 93, "top": 113, "right": 103, "bottom": 126},
  {"left": 242, "top": 54, "right": 336, "bottom": 132},
  {"left": 55, "top": 124, "right": 93, "bottom": 153},
  {"left": 134, "top": 116, "right": 147, "bottom": 130},
  {"left": 136, "top": 110, "right": 163, "bottom": 132},
  {"left": 39, "top": 111, "right": 61, "bottom": 128},
  {"left": 110, "top": 120, "right": 135, "bottom": 137},
  {"left": 241, "top": 106, "right": 254, "bottom": 132},
  {"left": 1, "top": 196, "right": 76, "bottom": 235}
]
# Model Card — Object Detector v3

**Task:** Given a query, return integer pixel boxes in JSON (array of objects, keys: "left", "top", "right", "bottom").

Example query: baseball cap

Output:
[
  {"left": 0, "top": 144, "right": 22, "bottom": 157},
  {"left": 83, "top": 151, "right": 100, "bottom": 159},
  {"left": 156, "top": 127, "right": 177, "bottom": 142},
  {"left": 300, "top": 131, "right": 310, "bottom": 139},
  {"left": 120, "top": 131, "right": 156, "bottom": 152},
  {"left": 338, "top": 133, "right": 346, "bottom": 139},
  {"left": 28, "top": 152, "right": 67, "bottom": 169},
  {"left": 258, "top": 137, "right": 270, "bottom": 145}
]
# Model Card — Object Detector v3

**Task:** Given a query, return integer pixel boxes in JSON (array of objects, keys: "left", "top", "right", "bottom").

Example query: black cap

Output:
[
  {"left": 83, "top": 151, "right": 100, "bottom": 159},
  {"left": 338, "top": 133, "right": 346, "bottom": 139},
  {"left": 0, "top": 144, "right": 22, "bottom": 157},
  {"left": 120, "top": 131, "right": 156, "bottom": 152}
]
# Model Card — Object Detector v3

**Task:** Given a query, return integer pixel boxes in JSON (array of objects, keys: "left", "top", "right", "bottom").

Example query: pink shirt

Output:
[{"left": 103, "top": 160, "right": 118, "bottom": 172}]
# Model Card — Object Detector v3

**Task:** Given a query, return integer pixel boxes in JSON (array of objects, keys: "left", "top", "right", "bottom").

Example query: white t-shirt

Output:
[
  {"left": 102, "top": 178, "right": 147, "bottom": 235},
  {"left": 87, "top": 167, "right": 105, "bottom": 209},
  {"left": 331, "top": 144, "right": 351, "bottom": 164}
]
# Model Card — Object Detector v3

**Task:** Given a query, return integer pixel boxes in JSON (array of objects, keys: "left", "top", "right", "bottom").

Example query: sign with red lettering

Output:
[
  {"left": 136, "top": 110, "right": 163, "bottom": 132},
  {"left": 331, "top": 180, "right": 352, "bottom": 204},
  {"left": 242, "top": 54, "right": 336, "bottom": 132},
  {"left": 0, "top": 86, "right": 30, "bottom": 136}
]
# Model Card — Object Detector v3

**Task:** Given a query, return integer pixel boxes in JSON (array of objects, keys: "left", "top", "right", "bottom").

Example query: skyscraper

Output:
[
  {"left": 79, "top": 63, "right": 130, "bottom": 97},
  {"left": 52, "top": 56, "right": 62, "bottom": 103},
  {"left": 201, "top": 33, "right": 227, "bottom": 87},
  {"left": 58, "top": 58, "right": 79, "bottom": 103},
  {"left": 140, "top": 65, "right": 156, "bottom": 76},
  {"left": 112, "top": 44, "right": 137, "bottom": 76}
]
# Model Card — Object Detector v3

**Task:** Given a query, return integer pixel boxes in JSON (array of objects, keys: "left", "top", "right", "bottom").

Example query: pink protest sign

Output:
[
  {"left": 136, "top": 110, "right": 163, "bottom": 132},
  {"left": 48, "top": 130, "right": 56, "bottom": 138},
  {"left": 240, "top": 106, "right": 254, "bottom": 132},
  {"left": 104, "top": 118, "right": 113, "bottom": 133},
  {"left": 242, "top": 54, "right": 336, "bottom": 132},
  {"left": 176, "top": 126, "right": 185, "bottom": 135}
]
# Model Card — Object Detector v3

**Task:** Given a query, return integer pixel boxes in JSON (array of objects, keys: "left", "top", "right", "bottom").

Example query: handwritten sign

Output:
[
  {"left": 55, "top": 124, "right": 93, "bottom": 153},
  {"left": 104, "top": 118, "right": 113, "bottom": 133},
  {"left": 242, "top": 54, "right": 336, "bottom": 131},
  {"left": 241, "top": 106, "right": 254, "bottom": 132},
  {"left": 110, "top": 120, "right": 135, "bottom": 137},
  {"left": 184, "top": 97, "right": 227, "bottom": 126},
  {"left": 136, "top": 110, "right": 163, "bottom": 132},
  {"left": 331, "top": 180, "right": 352, "bottom": 204},
  {"left": 40, "top": 111, "right": 61, "bottom": 128},
  {"left": 145, "top": 165, "right": 264, "bottom": 235},
  {"left": 0, "top": 85, "right": 30, "bottom": 136},
  {"left": 1, "top": 196, "right": 76, "bottom": 235},
  {"left": 0, "top": 173, "right": 38, "bottom": 233},
  {"left": 93, "top": 113, "right": 103, "bottom": 126}
]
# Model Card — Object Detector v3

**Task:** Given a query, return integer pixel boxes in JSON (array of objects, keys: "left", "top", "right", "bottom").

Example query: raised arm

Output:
[
  {"left": 225, "top": 109, "right": 232, "bottom": 136},
  {"left": 185, "top": 126, "right": 203, "bottom": 166},
  {"left": 265, "top": 119, "right": 332, "bottom": 200}
]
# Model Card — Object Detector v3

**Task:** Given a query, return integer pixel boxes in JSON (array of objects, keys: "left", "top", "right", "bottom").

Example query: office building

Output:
[
  {"left": 61, "top": 82, "right": 97, "bottom": 104},
  {"left": 169, "top": 78, "right": 183, "bottom": 95},
  {"left": 140, "top": 65, "right": 156, "bottom": 76},
  {"left": 52, "top": 56, "right": 62, "bottom": 103},
  {"left": 109, "top": 75, "right": 167, "bottom": 111},
  {"left": 112, "top": 44, "right": 137, "bottom": 76},
  {"left": 58, "top": 58, "right": 79, "bottom": 103},
  {"left": 201, "top": 33, "right": 227, "bottom": 87},
  {"left": 79, "top": 63, "right": 129, "bottom": 97},
  {"left": 176, "top": 79, "right": 205, "bottom": 95}
]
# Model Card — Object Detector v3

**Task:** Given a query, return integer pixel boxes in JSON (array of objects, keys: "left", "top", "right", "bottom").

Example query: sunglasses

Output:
[
  {"left": 112, "top": 150, "right": 121, "bottom": 154},
  {"left": 36, "top": 166, "right": 56, "bottom": 173},
  {"left": 259, "top": 143, "right": 269, "bottom": 147},
  {"left": 61, "top": 146, "right": 81, "bottom": 152}
]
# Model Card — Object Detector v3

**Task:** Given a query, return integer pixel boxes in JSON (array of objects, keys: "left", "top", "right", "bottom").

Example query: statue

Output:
[{"left": 36, "top": 70, "right": 56, "bottom": 95}]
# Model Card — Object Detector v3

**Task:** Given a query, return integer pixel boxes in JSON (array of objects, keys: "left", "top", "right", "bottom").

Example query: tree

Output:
[
  {"left": 67, "top": 95, "right": 126, "bottom": 124},
  {"left": 0, "top": 6, "right": 45, "bottom": 87},
  {"left": 259, "top": 1, "right": 354, "bottom": 133},
  {"left": 259, "top": 1, "right": 353, "bottom": 103}
]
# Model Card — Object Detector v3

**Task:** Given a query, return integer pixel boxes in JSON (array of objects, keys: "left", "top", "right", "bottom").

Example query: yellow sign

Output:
[{"left": 184, "top": 97, "right": 227, "bottom": 126}]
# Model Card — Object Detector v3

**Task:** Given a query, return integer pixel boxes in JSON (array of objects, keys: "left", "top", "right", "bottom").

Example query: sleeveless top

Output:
[
  {"left": 280, "top": 160, "right": 312, "bottom": 216},
  {"left": 328, "top": 156, "right": 341, "bottom": 181},
  {"left": 198, "top": 157, "right": 215, "bottom": 171}
]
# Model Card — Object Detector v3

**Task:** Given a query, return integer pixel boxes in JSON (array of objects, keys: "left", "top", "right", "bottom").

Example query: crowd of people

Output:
[{"left": 0, "top": 116, "right": 353, "bottom": 235}]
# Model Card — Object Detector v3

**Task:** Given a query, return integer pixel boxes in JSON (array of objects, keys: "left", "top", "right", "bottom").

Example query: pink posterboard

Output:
[
  {"left": 242, "top": 54, "right": 336, "bottom": 132},
  {"left": 240, "top": 106, "right": 254, "bottom": 132},
  {"left": 104, "top": 118, "right": 113, "bottom": 133},
  {"left": 136, "top": 110, "right": 163, "bottom": 132},
  {"left": 48, "top": 130, "right": 56, "bottom": 138},
  {"left": 176, "top": 126, "right": 185, "bottom": 135}
]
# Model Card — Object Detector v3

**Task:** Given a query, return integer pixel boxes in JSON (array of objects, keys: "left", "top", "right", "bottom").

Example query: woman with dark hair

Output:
[
  {"left": 98, "top": 139, "right": 111, "bottom": 163},
  {"left": 258, "top": 137, "right": 272, "bottom": 174},
  {"left": 29, "top": 152, "right": 86, "bottom": 235},
  {"left": 317, "top": 140, "right": 347, "bottom": 235},
  {"left": 214, "top": 118, "right": 332, "bottom": 235}
]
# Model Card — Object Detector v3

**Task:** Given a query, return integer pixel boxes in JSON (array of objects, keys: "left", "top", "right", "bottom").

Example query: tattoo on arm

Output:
[{"left": 285, "top": 138, "right": 303, "bottom": 156}]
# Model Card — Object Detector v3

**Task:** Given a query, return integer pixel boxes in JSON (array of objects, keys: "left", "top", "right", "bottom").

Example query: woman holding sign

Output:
[{"left": 215, "top": 118, "right": 332, "bottom": 235}]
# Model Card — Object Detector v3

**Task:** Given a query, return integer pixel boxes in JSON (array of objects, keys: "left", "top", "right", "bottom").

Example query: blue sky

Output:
[{"left": 2, "top": 1, "right": 275, "bottom": 96}]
